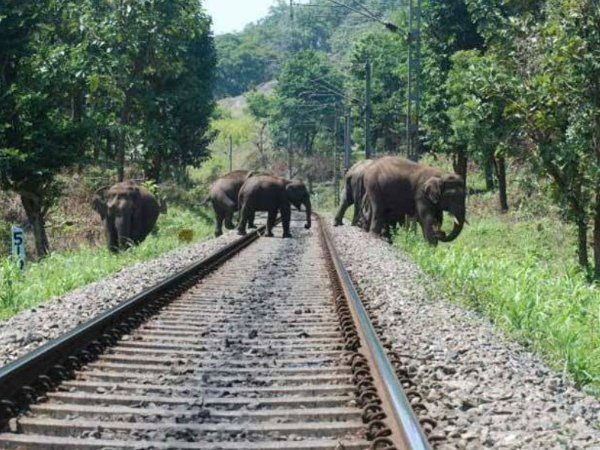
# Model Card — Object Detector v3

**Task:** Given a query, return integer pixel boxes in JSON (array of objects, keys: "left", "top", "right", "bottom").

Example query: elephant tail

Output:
[{"left": 199, "top": 195, "right": 211, "bottom": 207}]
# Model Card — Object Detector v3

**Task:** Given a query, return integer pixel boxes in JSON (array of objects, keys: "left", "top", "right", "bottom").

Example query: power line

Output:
[
  {"left": 323, "top": 0, "right": 389, "bottom": 27},
  {"left": 349, "top": 0, "right": 379, "bottom": 20}
]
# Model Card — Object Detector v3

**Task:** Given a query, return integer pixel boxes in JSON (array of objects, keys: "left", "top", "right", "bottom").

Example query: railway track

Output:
[{"left": 0, "top": 215, "right": 432, "bottom": 449}]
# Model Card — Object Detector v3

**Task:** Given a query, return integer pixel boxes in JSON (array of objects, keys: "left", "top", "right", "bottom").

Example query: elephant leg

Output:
[
  {"left": 334, "top": 195, "right": 350, "bottom": 226},
  {"left": 224, "top": 210, "right": 235, "bottom": 230},
  {"left": 369, "top": 202, "right": 385, "bottom": 237},
  {"left": 351, "top": 198, "right": 360, "bottom": 226},
  {"left": 106, "top": 221, "right": 119, "bottom": 253},
  {"left": 237, "top": 204, "right": 250, "bottom": 236},
  {"left": 281, "top": 203, "right": 292, "bottom": 238},
  {"left": 417, "top": 204, "right": 440, "bottom": 245},
  {"left": 248, "top": 211, "right": 257, "bottom": 229},
  {"left": 266, "top": 211, "right": 276, "bottom": 237},
  {"left": 215, "top": 214, "right": 224, "bottom": 237}
]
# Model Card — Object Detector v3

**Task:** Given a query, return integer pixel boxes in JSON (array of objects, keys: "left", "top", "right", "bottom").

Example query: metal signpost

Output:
[{"left": 11, "top": 225, "right": 25, "bottom": 274}]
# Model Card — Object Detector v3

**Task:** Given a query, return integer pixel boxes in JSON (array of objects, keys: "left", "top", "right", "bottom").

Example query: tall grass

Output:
[
  {"left": 395, "top": 216, "right": 600, "bottom": 393},
  {"left": 0, "top": 207, "right": 213, "bottom": 320}
]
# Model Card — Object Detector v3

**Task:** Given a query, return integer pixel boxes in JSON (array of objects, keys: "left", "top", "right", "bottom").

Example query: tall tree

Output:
[
  {"left": 272, "top": 50, "right": 344, "bottom": 185},
  {"left": 0, "top": 0, "right": 88, "bottom": 257},
  {"left": 422, "top": 0, "right": 484, "bottom": 176},
  {"left": 348, "top": 25, "right": 407, "bottom": 155}
]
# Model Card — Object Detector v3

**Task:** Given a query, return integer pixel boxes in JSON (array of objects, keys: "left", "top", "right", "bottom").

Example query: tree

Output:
[
  {"left": 348, "top": 25, "right": 407, "bottom": 156},
  {"left": 271, "top": 50, "right": 344, "bottom": 186},
  {"left": 467, "top": 0, "right": 600, "bottom": 276},
  {"left": 445, "top": 50, "right": 518, "bottom": 209},
  {"left": 421, "top": 0, "right": 484, "bottom": 175},
  {"left": 214, "top": 32, "right": 279, "bottom": 98},
  {"left": 136, "top": 0, "right": 216, "bottom": 183},
  {"left": 0, "top": 0, "right": 88, "bottom": 257},
  {"left": 81, "top": 0, "right": 216, "bottom": 183}
]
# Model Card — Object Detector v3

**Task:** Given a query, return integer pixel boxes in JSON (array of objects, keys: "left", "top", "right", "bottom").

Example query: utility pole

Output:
[
  {"left": 228, "top": 135, "right": 233, "bottom": 172},
  {"left": 344, "top": 109, "right": 352, "bottom": 170},
  {"left": 287, "top": 119, "right": 293, "bottom": 178},
  {"left": 333, "top": 108, "right": 339, "bottom": 206},
  {"left": 407, "top": 0, "right": 422, "bottom": 161},
  {"left": 365, "top": 59, "right": 372, "bottom": 159}
]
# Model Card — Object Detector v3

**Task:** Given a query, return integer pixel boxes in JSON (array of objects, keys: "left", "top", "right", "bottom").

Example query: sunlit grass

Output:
[
  {"left": 395, "top": 214, "right": 600, "bottom": 393},
  {"left": 0, "top": 207, "right": 214, "bottom": 320}
]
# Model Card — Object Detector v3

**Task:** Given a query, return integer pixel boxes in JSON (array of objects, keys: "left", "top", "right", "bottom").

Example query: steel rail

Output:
[
  {"left": 0, "top": 224, "right": 267, "bottom": 425},
  {"left": 319, "top": 215, "right": 431, "bottom": 450}
]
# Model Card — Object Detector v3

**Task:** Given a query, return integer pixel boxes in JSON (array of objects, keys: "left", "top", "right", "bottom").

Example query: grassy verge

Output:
[
  {"left": 395, "top": 213, "right": 600, "bottom": 393},
  {"left": 0, "top": 206, "right": 214, "bottom": 320}
]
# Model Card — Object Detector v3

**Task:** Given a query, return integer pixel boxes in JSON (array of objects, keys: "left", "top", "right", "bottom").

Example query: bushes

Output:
[
  {"left": 395, "top": 215, "right": 600, "bottom": 392},
  {"left": 0, "top": 206, "right": 213, "bottom": 320}
]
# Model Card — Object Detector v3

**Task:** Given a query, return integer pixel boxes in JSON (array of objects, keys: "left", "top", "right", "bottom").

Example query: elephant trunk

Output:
[
  {"left": 304, "top": 197, "right": 312, "bottom": 229},
  {"left": 115, "top": 214, "right": 132, "bottom": 249},
  {"left": 439, "top": 210, "right": 465, "bottom": 243}
]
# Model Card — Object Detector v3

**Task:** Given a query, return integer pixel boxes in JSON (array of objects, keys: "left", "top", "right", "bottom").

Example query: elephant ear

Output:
[
  {"left": 92, "top": 186, "right": 110, "bottom": 218},
  {"left": 424, "top": 177, "right": 442, "bottom": 204}
]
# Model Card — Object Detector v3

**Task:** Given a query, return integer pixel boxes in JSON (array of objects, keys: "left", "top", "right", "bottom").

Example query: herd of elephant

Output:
[
  {"left": 203, "top": 171, "right": 312, "bottom": 238},
  {"left": 90, "top": 156, "right": 466, "bottom": 252},
  {"left": 90, "top": 172, "right": 312, "bottom": 252},
  {"left": 334, "top": 156, "right": 467, "bottom": 244}
]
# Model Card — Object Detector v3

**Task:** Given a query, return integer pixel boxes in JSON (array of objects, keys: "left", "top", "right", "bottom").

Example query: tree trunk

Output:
[
  {"left": 71, "top": 88, "right": 84, "bottom": 122},
  {"left": 452, "top": 149, "right": 468, "bottom": 185},
  {"left": 493, "top": 155, "right": 509, "bottom": 211},
  {"left": 576, "top": 210, "right": 589, "bottom": 272},
  {"left": 117, "top": 90, "right": 131, "bottom": 182},
  {"left": 591, "top": 67, "right": 600, "bottom": 279},
  {"left": 20, "top": 192, "right": 50, "bottom": 258},
  {"left": 149, "top": 152, "right": 162, "bottom": 184},
  {"left": 594, "top": 191, "right": 600, "bottom": 280},
  {"left": 484, "top": 155, "right": 495, "bottom": 191}
]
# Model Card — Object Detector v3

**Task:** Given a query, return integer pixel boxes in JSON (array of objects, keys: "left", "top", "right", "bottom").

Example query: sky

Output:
[{"left": 204, "top": 0, "right": 278, "bottom": 35}]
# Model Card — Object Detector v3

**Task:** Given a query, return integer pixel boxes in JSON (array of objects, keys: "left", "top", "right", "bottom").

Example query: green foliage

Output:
[
  {"left": 247, "top": 49, "right": 344, "bottom": 180},
  {"left": 445, "top": 50, "right": 519, "bottom": 165},
  {"left": 214, "top": 33, "right": 280, "bottom": 98},
  {"left": 348, "top": 20, "right": 408, "bottom": 154},
  {"left": 421, "top": 0, "right": 484, "bottom": 155},
  {"left": 0, "top": 0, "right": 217, "bottom": 257},
  {"left": 83, "top": 0, "right": 217, "bottom": 182},
  {"left": 395, "top": 213, "right": 600, "bottom": 389},
  {"left": 0, "top": 257, "right": 20, "bottom": 315},
  {"left": 0, "top": 206, "right": 213, "bottom": 319}
]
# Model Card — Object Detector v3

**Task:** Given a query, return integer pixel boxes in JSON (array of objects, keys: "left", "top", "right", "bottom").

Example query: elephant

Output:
[
  {"left": 92, "top": 181, "right": 160, "bottom": 252},
  {"left": 203, "top": 170, "right": 256, "bottom": 237},
  {"left": 333, "top": 159, "right": 374, "bottom": 227},
  {"left": 363, "top": 156, "right": 466, "bottom": 244},
  {"left": 237, "top": 175, "right": 312, "bottom": 238}
]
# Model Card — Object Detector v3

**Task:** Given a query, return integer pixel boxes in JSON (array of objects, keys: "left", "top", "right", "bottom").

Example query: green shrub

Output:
[
  {"left": 395, "top": 216, "right": 600, "bottom": 392},
  {"left": 0, "top": 206, "right": 214, "bottom": 320}
]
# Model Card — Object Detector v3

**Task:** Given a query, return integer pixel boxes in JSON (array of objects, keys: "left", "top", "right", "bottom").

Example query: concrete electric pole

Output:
[{"left": 365, "top": 59, "right": 372, "bottom": 159}]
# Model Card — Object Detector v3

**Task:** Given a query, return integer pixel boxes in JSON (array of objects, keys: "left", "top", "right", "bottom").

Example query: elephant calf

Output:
[
  {"left": 203, "top": 170, "right": 256, "bottom": 237},
  {"left": 92, "top": 181, "right": 160, "bottom": 252},
  {"left": 237, "top": 175, "right": 311, "bottom": 238},
  {"left": 334, "top": 159, "right": 373, "bottom": 227}
]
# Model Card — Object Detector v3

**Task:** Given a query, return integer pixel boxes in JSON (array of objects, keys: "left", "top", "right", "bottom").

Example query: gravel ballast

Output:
[
  {"left": 330, "top": 222, "right": 600, "bottom": 450},
  {"left": 0, "top": 231, "right": 241, "bottom": 367}
]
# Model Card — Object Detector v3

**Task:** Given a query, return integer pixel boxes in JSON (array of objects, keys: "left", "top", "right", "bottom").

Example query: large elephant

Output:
[
  {"left": 92, "top": 181, "right": 160, "bottom": 252},
  {"left": 237, "top": 175, "right": 311, "bottom": 238},
  {"left": 204, "top": 170, "right": 256, "bottom": 237},
  {"left": 333, "top": 159, "right": 374, "bottom": 228},
  {"left": 363, "top": 156, "right": 466, "bottom": 244}
]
